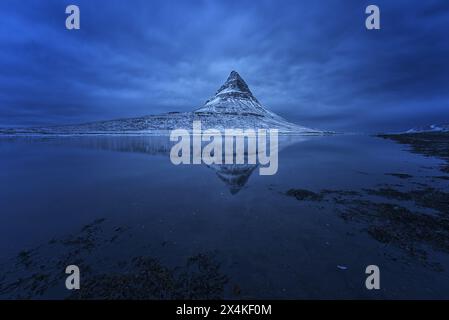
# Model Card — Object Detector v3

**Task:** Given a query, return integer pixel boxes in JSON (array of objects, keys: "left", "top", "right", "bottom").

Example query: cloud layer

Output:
[{"left": 1, "top": 0, "right": 449, "bottom": 132}]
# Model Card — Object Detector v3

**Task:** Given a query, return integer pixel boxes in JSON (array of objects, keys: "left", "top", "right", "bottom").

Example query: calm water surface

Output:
[{"left": 1, "top": 134, "right": 448, "bottom": 299}]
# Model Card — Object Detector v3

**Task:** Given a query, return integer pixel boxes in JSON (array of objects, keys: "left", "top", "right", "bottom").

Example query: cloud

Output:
[{"left": 0, "top": 0, "right": 448, "bottom": 132}]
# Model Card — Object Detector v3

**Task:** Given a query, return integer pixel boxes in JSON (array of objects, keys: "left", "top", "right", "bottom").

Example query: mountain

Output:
[
  {"left": 207, "top": 163, "right": 258, "bottom": 195},
  {"left": 0, "top": 71, "right": 324, "bottom": 135},
  {"left": 196, "top": 70, "right": 272, "bottom": 116}
]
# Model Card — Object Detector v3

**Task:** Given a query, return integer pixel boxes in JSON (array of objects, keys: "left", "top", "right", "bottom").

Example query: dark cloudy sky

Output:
[{"left": 1, "top": 0, "right": 449, "bottom": 132}]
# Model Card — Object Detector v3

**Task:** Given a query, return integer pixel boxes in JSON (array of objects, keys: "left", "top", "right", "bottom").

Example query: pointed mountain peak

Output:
[
  {"left": 228, "top": 70, "right": 243, "bottom": 81},
  {"left": 216, "top": 70, "right": 253, "bottom": 96},
  {"left": 195, "top": 70, "right": 272, "bottom": 115}
]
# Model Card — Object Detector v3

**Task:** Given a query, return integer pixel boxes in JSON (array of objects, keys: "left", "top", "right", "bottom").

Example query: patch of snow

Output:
[{"left": 405, "top": 123, "right": 449, "bottom": 134}]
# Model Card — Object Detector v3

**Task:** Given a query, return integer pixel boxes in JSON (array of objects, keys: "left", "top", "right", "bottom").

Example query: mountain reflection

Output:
[{"left": 1, "top": 134, "right": 309, "bottom": 194}]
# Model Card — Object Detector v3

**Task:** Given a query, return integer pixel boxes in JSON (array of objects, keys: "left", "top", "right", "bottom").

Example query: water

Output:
[{"left": 1, "top": 134, "right": 449, "bottom": 299}]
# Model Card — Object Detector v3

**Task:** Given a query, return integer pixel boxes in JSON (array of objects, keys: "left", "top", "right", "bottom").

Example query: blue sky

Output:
[{"left": 1, "top": 0, "right": 449, "bottom": 132}]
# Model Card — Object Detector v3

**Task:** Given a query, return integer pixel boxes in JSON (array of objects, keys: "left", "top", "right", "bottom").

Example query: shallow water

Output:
[{"left": 1, "top": 134, "right": 449, "bottom": 299}]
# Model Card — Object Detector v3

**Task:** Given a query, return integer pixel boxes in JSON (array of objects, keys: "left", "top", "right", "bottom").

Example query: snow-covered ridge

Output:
[
  {"left": 0, "top": 71, "right": 326, "bottom": 135},
  {"left": 405, "top": 124, "right": 449, "bottom": 134}
]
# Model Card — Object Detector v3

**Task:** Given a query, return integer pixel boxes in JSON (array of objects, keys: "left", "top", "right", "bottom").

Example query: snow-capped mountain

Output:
[
  {"left": 196, "top": 70, "right": 273, "bottom": 116},
  {"left": 0, "top": 71, "right": 323, "bottom": 135},
  {"left": 405, "top": 124, "right": 449, "bottom": 134},
  {"left": 193, "top": 70, "right": 314, "bottom": 132}
]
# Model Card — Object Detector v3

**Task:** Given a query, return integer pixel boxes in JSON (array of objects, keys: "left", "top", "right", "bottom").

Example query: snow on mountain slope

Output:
[
  {"left": 0, "top": 71, "right": 325, "bottom": 135},
  {"left": 194, "top": 71, "right": 316, "bottom": 133},
  {"left": 405, "top": 124, "right": 449, "bottom": 134},
  {"left": 196, "top": 70, "right": 268, "bottom": 115}
]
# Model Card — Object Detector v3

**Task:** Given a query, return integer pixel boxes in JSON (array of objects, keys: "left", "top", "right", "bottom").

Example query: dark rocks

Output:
[
  {"left": 286, "top": 189, "right": 323, "bottom": 201},
  {"left": 379, "top": 132, "right": 449, "bottom": 174},
  {"left": 386, "top": 173, "right": 413, "bottom": 179}
]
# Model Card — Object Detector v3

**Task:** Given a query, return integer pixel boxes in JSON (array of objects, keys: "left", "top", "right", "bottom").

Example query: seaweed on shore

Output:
[
  {"left": 386, "top": 173, "right": 413, "bottom": 179},
  {"left": 284, "top": 184, "right": 449, "bottom": 269},
  {"left": 379, "top": 132, "right": 449, "bottom": 174},
  {"left": 339, "top": 200, "right": 449, "bottom": 261},
  {"left": 432, "top": 175, "right": 449, "bottom": 181},
  {"left": 0, "top": 219, "right": 228, "bottom": 299},
  {"left": 70, "top": 253, "right": 228, "bottom": 300},
  {"left": 286, "top": 189, "right": 323, "bottom": 201},
  {"left": 364, "top": 187, "right": 449, "bottom": 215}
]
